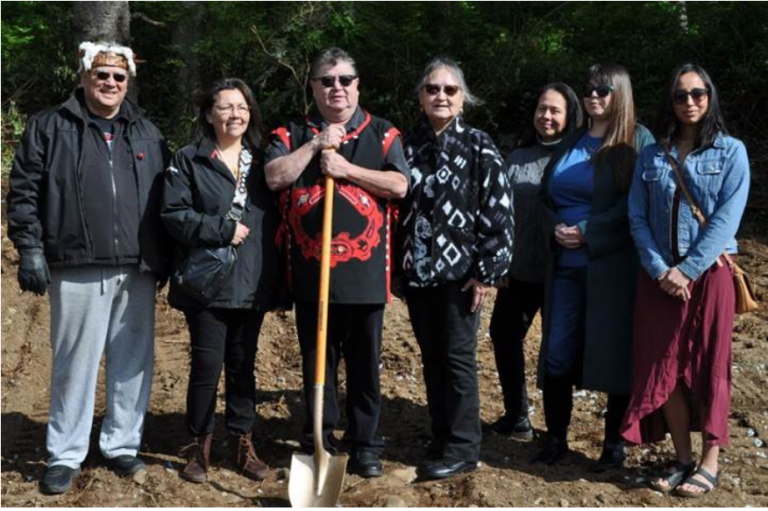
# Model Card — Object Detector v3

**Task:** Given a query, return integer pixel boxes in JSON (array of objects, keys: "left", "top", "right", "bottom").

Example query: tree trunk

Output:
[
  {"left": 72, "top": 1, "right": 131, "bottom": 46},
  {"left": 171, "top": 1, "right": 204, "bottom": 135}
]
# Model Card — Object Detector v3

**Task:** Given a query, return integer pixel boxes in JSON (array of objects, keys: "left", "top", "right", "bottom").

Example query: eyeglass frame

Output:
[
  {"left": 311, "top": 75, "right": 358, "bottom": 88},
  {"left": 422, "top": 84, "right": 461, "bottom": 97},
  {"left": 583, "top": 84, "right": 614, "bottom": 98},
  {"left": 673, "top": 88, "right": 709, "bottom": 104},
  {"left": 212, "top": 104, "right": 251, "bottom": 116},
  {"left": 91, "top": 68, "right": 128, "bottom": 83}
]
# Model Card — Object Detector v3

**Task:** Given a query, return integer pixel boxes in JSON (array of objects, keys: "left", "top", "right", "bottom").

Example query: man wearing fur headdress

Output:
[{"left": 6, "top": 42, "right": 170, "bottom": 494}]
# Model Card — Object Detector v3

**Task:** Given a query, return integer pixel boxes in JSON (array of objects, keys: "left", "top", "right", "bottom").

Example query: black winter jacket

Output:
[
  {"left": 6, "top": 89, "right": 171, "bottom": 275},
  {"left": 162, "top": 138, "right": 285, "bottom": 310}
]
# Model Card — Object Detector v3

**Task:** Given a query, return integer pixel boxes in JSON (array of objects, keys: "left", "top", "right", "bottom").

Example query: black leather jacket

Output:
[
  {"left": 161, "top": 138, "right": 285, "bottom": 310},
  {"left": 6, "top": 89, "right": 171, "bottom": 276}
]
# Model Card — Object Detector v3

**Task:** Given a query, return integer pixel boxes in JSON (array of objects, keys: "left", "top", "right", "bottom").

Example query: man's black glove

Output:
[{"left": 18, "top": 248, "right": 51, "bottom": 296}]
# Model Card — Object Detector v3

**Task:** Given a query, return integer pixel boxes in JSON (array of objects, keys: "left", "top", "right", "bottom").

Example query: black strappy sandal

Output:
[
  {"left": 675, "top": 466, "right": 719, "bottom": 498},
  {"left": 647, "top": 460, "right": 697, "bottom": 493}
]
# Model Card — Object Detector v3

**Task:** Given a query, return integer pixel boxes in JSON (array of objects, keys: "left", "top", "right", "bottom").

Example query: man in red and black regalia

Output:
[{"left": 265, "top": 47, "right": 409, "bottom": 478}]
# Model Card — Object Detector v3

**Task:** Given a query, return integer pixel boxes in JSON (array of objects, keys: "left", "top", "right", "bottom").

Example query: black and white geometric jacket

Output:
[{"left": 398, "top": 114, "right": 514, "bottom": 287}]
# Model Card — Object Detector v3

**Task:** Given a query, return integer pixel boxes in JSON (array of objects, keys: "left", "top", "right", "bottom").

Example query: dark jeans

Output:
[
  {"left": 294, "top": 301, "right": 385, "bottom": 454},
  {"left": 489, "top": 279, "right": 544, "bottom": 419},
  {"left": 541, "top": 265, "right": 629, "bottom": 445},
  {"left": 406, "top": 283, "right": 481, "bottom": 463},
  {"left": 546, "top": 266, "right": 587, "bottom": 377},
  {"left": 182, "top": 308, "right": 266, "bottom": 436}
]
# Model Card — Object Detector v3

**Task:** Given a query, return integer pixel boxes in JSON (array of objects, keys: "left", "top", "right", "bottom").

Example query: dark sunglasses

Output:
[
  {"left": 423, "top": 84, "right": 460, "bottom": 97},
  {"left": 314, "top": 75, "right": 357, "bottom": 87},
  {"left": 583, "top": 84, "right": 614, "bottom": 98},
  {"left": 673, "top": 88, "right": 709, "bottom": 104},
  {"left": 93, "top": 70, "right": 128, "bottom": 83}
]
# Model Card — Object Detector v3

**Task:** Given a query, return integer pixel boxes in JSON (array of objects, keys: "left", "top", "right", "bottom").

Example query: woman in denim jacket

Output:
[{"left": 622, "top": 63, "right": 750, "bottom": 498}]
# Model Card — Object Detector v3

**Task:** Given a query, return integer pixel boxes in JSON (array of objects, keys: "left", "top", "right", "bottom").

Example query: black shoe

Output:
[
  {"left": 348, "top": 451, "right": 382, "bottom": 478},
  {"left": 418, "top": 458, "right": 477, "bottom": 481},
  {"left": 41, "top": 465, "right": 80, "bottom": 495},
  {"left": 591, "top": 440, "right": 626, "bottom": 472},
  {"left": 530, "top": 436, "right": 568, "bottom": 465},
  {"left": 107, "top": 455, "right": 146, "bottom": 477},
  {"left": 489, "top": 415, "right": 534, "bottom": 440}
]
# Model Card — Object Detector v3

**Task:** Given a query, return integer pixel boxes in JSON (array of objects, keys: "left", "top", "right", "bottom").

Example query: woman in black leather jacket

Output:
[{"left": 161, "top": 78, "right": 282, "bottom": 484}]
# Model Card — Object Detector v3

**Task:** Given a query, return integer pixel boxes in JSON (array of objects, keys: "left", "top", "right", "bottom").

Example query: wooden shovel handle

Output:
[{"left": 314, "top": 165, "right": 335, "bottom": 386}]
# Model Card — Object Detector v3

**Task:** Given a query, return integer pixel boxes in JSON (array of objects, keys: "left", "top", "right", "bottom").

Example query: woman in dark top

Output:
[
  {"left": 533, "top": 63, "right": 654, "bottom": 469},
  {"left": 623, "top": 63, "right": 750, "bottom": 497},
  {"left": 161, "top": 79, "right": 283, "bottom": 484},
  {"left": 488, "top": 82, "right": 583, "bottom": 439},
  {"left": 398, "top": 57, "right": 513, "bottom": 480}
]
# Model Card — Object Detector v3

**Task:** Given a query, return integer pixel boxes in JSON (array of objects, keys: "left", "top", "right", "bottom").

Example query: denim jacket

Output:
[{"left": 628, "top": 133, "right": 750, "bottom": 281}]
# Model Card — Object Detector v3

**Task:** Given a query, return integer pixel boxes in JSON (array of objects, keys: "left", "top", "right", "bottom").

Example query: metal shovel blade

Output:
[{"left": 289, "top": 449, "right": 348, "bottom": 507}]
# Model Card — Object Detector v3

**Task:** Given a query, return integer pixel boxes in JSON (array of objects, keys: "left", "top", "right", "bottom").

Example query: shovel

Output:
[{"left": 289, "top": 170, "right": 349, "bottom": 507}]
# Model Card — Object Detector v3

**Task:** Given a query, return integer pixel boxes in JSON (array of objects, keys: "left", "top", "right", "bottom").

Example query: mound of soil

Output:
[{"left": 3, "top": 222, "right": 768, "bottom": 507}]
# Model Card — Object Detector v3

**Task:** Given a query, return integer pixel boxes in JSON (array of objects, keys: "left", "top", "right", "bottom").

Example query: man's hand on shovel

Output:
[{"left": 320, "top": 147, "right": 349, "bottom": 179}]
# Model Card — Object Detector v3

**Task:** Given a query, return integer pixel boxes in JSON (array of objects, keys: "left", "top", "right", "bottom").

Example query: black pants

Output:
[
  {"left": 406, "top": 283, "right": 481, "bottom": 463},
  {"left": 183, "top": 308, "right": 265, "bottom": 436},
  {"left": 543, "top": 373, "right": 629, "bottom": 445},
  {"left": 489, "top": 279, "right": 544, "bottom": 419},
  {"left": 295, "top": 301, "right": 385, "bottom": 454}
]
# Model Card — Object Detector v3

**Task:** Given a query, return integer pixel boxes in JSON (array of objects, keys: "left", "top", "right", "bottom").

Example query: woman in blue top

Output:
[
  {"left": 622, "top": 64, "right": 750, "bottom": 497},
  {"left": 533, "top": 63, "right": 654, "bottom": 468}
]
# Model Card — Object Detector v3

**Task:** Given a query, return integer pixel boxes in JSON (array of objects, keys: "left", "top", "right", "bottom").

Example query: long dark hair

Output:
[
  {"left": 196, "top": 78, "right": 263, "bottom": 148},
  {"left": 586, "top": 62, "right": 637, "bottom": 192},
  {"left": 518, "top": 82, "right": 583, "bottom": 148},
  {"left": 655, "top": 63, "right": 727, "bottom": 148}
]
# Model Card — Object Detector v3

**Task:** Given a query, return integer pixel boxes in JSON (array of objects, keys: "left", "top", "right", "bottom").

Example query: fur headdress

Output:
[{"left": 78, "top": 41, "right": 137, "bottom": 76}]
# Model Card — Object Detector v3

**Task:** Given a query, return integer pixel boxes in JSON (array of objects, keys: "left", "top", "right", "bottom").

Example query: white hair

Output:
[{"left": 78, "top": 41, "right": 137, "bottom": 76}]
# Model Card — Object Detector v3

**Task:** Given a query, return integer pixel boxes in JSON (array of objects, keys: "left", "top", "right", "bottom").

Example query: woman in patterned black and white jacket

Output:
[{"left": 397, "top": 56, "right": 513, "bottom": 481}]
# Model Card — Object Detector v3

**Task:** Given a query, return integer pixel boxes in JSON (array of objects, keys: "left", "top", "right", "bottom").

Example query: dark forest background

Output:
[{"left": 2, "top": 1, "right": 766, "bottom": 208}]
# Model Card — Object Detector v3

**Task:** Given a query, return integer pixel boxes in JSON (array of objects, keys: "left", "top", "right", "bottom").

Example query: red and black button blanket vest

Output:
[{"left": 272, "top": 111, "right": 402, "bottom": 304}]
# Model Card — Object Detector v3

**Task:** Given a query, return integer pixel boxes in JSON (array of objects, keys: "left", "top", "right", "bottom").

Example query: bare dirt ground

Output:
[{"left": 2, "top": 214, "right": 768, "bottom": 507}]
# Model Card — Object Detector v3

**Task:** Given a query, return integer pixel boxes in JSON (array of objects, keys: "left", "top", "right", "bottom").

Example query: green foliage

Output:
[
  {"left": 2, "top": 1, "right": 767, "bottom": 161},
  {"left": 1, "top": 102, "right": 28, "bottom": 178}
]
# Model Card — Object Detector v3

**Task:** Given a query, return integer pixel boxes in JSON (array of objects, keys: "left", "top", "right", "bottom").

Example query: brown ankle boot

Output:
[
  {"left": 232, "top": 432, "right": 268, "bottom": 480},
  {"left": 180, "top": 434, "right": 212, "bottom": 483}
]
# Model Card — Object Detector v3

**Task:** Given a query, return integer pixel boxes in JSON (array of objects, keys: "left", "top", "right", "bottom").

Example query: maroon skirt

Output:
[{"left": 621, "top": 262, "right": 735, "bottom": 447}]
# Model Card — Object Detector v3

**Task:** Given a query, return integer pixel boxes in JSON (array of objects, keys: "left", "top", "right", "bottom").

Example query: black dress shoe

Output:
[
  {"left": 348, "top": 451, "right": 382, "bottom": 478},
  {"left": 41, "top": 465, "right": 81, "bottom": 494},
  {"left": 418, "top": 458, "right": 477, "bottom": 481},
  {"left": 108, "top": 455, "right": 147, "bottom": 477},
  {"left": 489, "top": 415, "right": 534, "bottom": 440},
  {"left": 591, "top": 440, "right": 626, "bottom": 472},
  {"left": 530, "top": 436, "right": 568, "bottom": 465}
]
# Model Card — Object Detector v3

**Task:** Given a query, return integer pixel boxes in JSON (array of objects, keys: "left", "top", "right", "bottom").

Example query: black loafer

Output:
[
  {"left": 591, "top": 441, "right": 626, "bottom": 472},
  {"left": 530, "top": 436, "right": 568, "bottom": 465},
  {"left": 41, "top": 465, "right": 80, "bottom": 494},
  {"left": 348, "top": 451, "right": 382, "bottom": 478},
  {"left": 107, "top": 455, "right": 146, "bottom": 477},
  {"left": 489, "top": 415, "right": 534, "bottom": 440},
  {"left": 418, "top": 459, "right": 477, "bottom": 481}
]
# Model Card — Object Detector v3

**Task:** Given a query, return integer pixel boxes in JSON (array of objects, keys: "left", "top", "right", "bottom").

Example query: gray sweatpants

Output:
[{"left": 47, "top": 265, "right": 156, "bottom": 469}]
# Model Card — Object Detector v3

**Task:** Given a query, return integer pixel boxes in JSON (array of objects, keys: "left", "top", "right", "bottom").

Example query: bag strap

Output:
[{"left": 663, "top": 144, "right": 728, "bottom": 269}]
